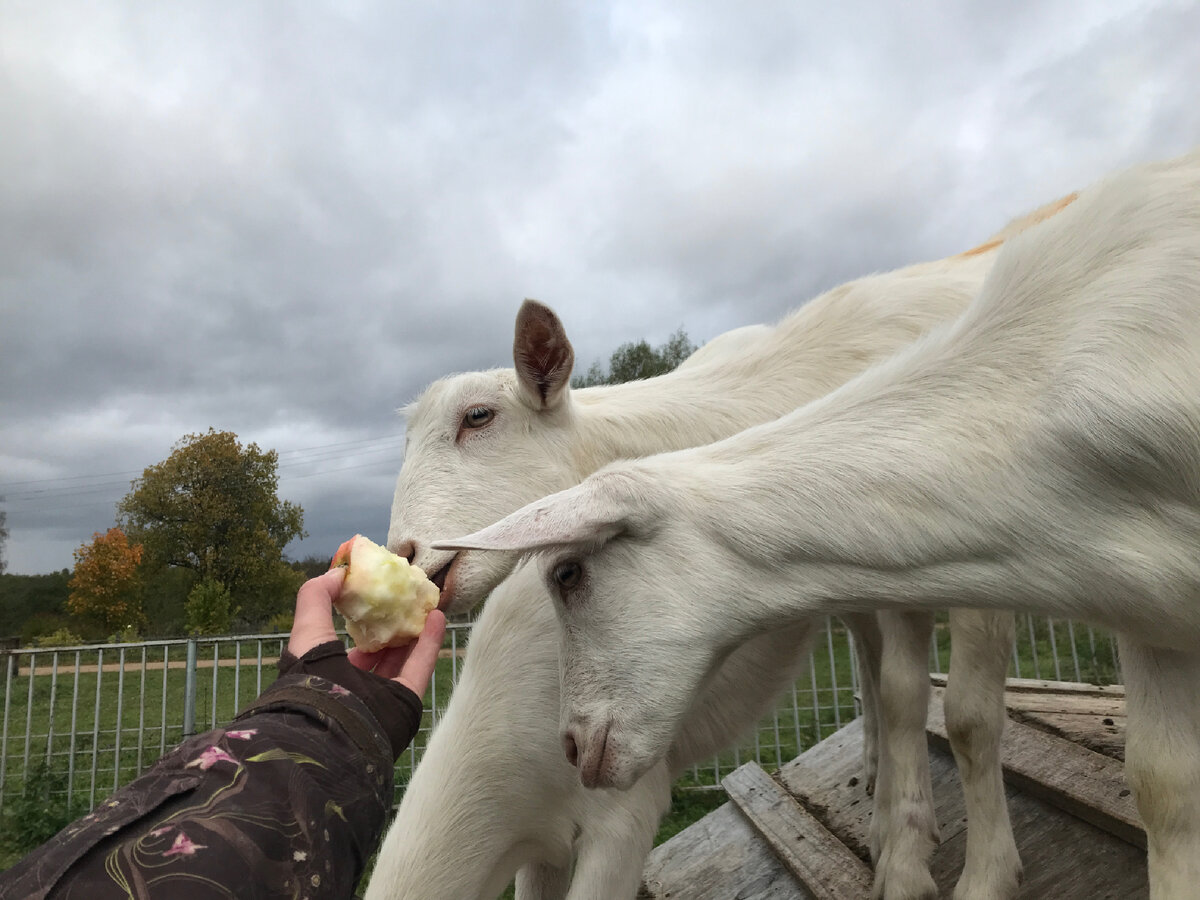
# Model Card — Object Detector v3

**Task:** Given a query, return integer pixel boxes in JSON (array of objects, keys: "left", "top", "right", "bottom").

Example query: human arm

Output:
[{"left": 1, "top": 567, "right": 446, "bottom": 900}]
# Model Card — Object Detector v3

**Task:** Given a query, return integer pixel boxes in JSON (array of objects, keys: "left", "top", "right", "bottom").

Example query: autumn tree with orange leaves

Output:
[{"left": 69, "top": 527, "right": 145, "bottom": 633}]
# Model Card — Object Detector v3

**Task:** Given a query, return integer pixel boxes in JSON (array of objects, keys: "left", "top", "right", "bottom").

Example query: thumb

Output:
[
  {"left": 397, "top": 610, "right": 447, "bottom": 697},
  {"left": 288, "top": 567, "right": 346, "bottom": 657}
]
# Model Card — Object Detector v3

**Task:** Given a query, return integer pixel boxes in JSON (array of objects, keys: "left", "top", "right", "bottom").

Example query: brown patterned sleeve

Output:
[{"left": 0, "top": 666, "right": 415, "bottom": 900}]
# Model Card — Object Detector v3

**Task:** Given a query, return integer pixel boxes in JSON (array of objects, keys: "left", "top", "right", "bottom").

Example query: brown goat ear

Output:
[{"left": 514, "top": 299, "right": 574, "bottom": 409}]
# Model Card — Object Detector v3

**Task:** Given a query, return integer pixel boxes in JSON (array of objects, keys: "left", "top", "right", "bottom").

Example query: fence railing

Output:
[{"left": 0, "top": 614, "right": 1121, "bottom": 817}]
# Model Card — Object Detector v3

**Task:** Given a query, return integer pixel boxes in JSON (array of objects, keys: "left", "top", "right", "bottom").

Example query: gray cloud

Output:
[{"left": 2, "top": 0, "right": 1198, "bottom": 573}]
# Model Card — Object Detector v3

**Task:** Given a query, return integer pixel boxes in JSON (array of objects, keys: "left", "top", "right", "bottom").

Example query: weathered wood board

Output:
[
  {"left": 645, "top": 682, "right": 1148, "bottom": 899},
  {"left": 723, "top": 762, "right": 874, "bottom": 899},
  {"left": 640, "top": 799, "right": 813, "bottom": 899},
  {"left": 927, "top": 687, "right": 1142, "bottom": 848}
]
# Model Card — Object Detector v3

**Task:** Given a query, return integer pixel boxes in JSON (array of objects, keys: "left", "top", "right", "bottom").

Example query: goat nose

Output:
[
  {"left": 391, "top": 539, "right": 417, "bottom": 563},
  {"left": 563, "top": 730, "right": 580, "bottom": 768}
]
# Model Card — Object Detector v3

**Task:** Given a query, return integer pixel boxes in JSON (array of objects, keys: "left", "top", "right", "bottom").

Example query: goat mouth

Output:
[{"left": 426, "top": 554, "right": 458, "bottom": 610}]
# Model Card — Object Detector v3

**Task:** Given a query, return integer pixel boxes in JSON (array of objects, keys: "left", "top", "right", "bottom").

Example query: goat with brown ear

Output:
[
  {"left": 376, "top": 180, "right": 1089, "bottom": 900},
  {"left": 444, "top": 149, "right": 1200, "bottom": 900}
]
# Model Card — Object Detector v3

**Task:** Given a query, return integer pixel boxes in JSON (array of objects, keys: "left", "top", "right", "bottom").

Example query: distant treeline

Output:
[{"left": 0, "top": 555, "right": 330, "bottom": 646}]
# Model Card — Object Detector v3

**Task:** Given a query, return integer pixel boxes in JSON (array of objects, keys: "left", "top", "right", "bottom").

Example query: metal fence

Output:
[{"left": 0, "top": 614, "right": 1122, "bottom": 817}]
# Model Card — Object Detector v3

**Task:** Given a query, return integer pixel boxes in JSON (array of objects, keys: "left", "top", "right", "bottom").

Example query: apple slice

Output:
[{"left": 331, "top": 534, "right": 439, "bottom": 652}]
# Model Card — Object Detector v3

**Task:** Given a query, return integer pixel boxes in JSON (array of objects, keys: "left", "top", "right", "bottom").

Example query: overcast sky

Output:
[{"left": 2, "top": 0, "right": 1198, "bottom": 574}]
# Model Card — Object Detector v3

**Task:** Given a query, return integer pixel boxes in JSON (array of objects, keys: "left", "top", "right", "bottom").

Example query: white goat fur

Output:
[
  {"left": 440, "top": 151, "right": 1200, "bottom": 900},
  {"left": 370, "top": 200, "right": 1092, "bottom": 900}
]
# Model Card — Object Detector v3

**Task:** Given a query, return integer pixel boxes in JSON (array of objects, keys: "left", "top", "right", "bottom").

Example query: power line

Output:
[{"left": 281, "top": 458, "right": 403, "bottom": 481}]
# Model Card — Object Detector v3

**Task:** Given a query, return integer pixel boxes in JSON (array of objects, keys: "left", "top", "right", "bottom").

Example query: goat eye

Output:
[
  {"left": 553, "top": 561, "right": 583, "bottom": 591},
  {"left": 461, "top": 406, "right": 494, "bottom": 429}
]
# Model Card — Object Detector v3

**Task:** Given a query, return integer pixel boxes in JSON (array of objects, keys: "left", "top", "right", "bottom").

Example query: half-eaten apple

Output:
[{"left": 331, "top": 534, "right": 439, "bottom": 652}]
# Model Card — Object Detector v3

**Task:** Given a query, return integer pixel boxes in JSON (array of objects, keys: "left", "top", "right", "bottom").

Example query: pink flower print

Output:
[
  {"left": 225, "top": 729, "right": 257, "bottom": 740},
  {"left": 149, "top": 826, "right": 173, "bottom": 838},
  {"left": 185, "top": 745, "right": 237, "bottom": 771},
  {"left": 163, "top": 831, "right": 207, "bottom": 857},
  {"left": 328, "top": 683, "right": 351, "bottom": 698}
]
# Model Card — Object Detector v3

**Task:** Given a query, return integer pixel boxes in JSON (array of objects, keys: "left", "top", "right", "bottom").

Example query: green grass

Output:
[{"left": 0, "top": 638, "right": 292, "bottom": 819}]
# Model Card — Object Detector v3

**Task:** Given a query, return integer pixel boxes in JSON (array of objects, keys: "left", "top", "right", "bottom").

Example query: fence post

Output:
[
  {"left": 0, "top": 652, "right": 13, "bottom": 814},
  {"left": 183, "top": 638, "right": 197, "bottom": 738}
]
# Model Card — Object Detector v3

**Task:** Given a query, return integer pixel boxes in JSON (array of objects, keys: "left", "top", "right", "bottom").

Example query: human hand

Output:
[
  {"left": 347, "top": 611, "right": 446, "bottom": 698},
  {"left": 287, "top": 566, "right": 447, "bottom": 697}
]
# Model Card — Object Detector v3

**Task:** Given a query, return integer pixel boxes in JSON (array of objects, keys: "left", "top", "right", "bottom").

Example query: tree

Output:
[
  {"left": 68, "top": 527, "right": 144, "bottom": 633},
  {"left": 185, "top": 578, "right": 236, "bottom": 636},
  {"left": 571, "top": 327, "right": 698, "bottom": 388},
  {"left": 118, "top": 429, "right": 306, "bottom": 628},
  {"left": 0, "top": 497, "right": 8, "bottom": 574},
  {"left": 291, "top": 553, "right": 334, "bottom": 580},
  {"left": 1, "top": 570, "right": 75, "bottom": 643}
]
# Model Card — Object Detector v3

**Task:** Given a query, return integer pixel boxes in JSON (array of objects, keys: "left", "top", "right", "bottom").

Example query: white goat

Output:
[
  {"left": 364, "top": 556, "right": 819, "bottom": 900},
  {"left": 372, "top": 201, "right": 1085, "bottom": 900},
  {"left": 439, "top": 150, "right": 1200, "bottom": 900}
]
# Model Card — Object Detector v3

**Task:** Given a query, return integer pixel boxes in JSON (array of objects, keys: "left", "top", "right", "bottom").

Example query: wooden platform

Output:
[{"left": 640, "top": 678, "right": 1146, "bottom": 899}]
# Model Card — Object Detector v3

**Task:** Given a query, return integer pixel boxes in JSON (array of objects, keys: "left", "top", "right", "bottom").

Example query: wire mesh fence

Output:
[{"left": 0, "top": 614, "right": 1122, "bottom": 816}]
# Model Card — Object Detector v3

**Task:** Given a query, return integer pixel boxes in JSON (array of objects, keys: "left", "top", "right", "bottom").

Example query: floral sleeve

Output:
[{"left": 0, "top": 661, "right": 422, "bottom": 900}]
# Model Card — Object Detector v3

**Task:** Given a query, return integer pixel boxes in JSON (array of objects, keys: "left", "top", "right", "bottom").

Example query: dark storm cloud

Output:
[{"left": 2, "top": 0, "right": 1197, "bottom": 572}]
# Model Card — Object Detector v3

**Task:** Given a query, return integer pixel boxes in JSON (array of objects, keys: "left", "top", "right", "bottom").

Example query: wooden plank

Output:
[
  {"left": 779, "top": 711, "right": 1148, "bottom": 898},
  {"left": 776, "top": 719, "right": 876, "bottom": 863},
  {"left": 781, "top": 726, "right": 975, "bottom": 894},
  {"left": 929, "top": 673, "right": 1125, "bottom": 697},
  {"left": 927, "top": 774, "right": 1149, "bottom": 900},
  {"left": 723, "top": 762, "right": 875, "bottom": 900},
  {"left": 640, "top": 800, "right": 812, "bottom": 899},
  {"left": 1007, "top": 709, "right": 1126, "bottom": 761},
  {"left": 926, "top": 690, "right": 1144, "bottom": 848},
  {"left": 1001, "top": 693, "right": 1126, "bottom": 718},
  {"left": 651, "top": 691, "right": 1149, "bottom": 899}
]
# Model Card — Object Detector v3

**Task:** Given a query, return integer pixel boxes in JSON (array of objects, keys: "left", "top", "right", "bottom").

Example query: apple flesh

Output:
[{"left": 331, "top": 534, "right": 439, "bottom": 652}]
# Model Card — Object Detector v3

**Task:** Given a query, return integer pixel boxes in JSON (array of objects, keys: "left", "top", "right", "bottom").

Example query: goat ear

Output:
[
  {"left": 432, "top": 481, "right": 627, "bottom": 554},
  {"left": 514, "top": 299, "right": 574, "bottom": 410}
]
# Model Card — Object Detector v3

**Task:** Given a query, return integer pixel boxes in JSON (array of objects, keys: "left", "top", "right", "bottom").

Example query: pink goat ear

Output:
[{"left": 513, "top": 299, "right": 575, "bottom": 410}]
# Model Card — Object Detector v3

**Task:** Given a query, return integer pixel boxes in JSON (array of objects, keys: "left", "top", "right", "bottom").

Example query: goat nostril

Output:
[
  {"left": 391, "top": 540, "right": 417, "bottom": 564},
  {"left": 563, "top": 732, "right": 579, "bottom": 768}
]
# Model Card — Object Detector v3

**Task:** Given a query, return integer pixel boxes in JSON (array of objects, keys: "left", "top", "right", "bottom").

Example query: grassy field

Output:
[{"left": 0, "top": 614, "right": 1121, "bottom": 880}]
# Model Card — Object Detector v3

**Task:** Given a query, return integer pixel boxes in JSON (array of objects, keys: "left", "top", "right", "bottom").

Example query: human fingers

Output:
[
  {"left": 346, "top": 646, "right": 380, "bottom": 671},
  {"left": 397, "top": 610, "right": 446, "bottom": 697},
  {"left": 367, "top": 644, "right": 411, "bottom": 681},
  {"left": 287, "top": 567, "right": 346, "bottom": 657}
]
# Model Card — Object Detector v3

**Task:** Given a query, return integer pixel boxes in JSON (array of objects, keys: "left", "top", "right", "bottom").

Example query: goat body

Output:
[
  {"left": 376, "top": 182, "right": 1081, "bottom": 900},
  {"left": 442, "top": 150, "right": 1200, "bottom": 899}
]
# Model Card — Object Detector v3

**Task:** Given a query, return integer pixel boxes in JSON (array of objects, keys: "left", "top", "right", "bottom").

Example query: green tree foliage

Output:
[
  {"left": 0, "top": 498, "right": 8, "bottom": 574},
  {"left": 32, "top": 627, "right": 84, "bottom": 648},
  {"left": 140, "top": 566, "right": 196, "bottom": 638},
  {"left": 291, "top": 553, "right": 334, "bottom": 580},
  {"left": 185, "top": 578, "right": 236, "bottom": 636},
  {"left": 118, "top": 429, "right": 307, "bottom": 630},
  {"left": 0, "top": 571, "right": 72, "bottom": 642},
  {"left": 571, "top": 327, "right": 697, "bottom": 387}
]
